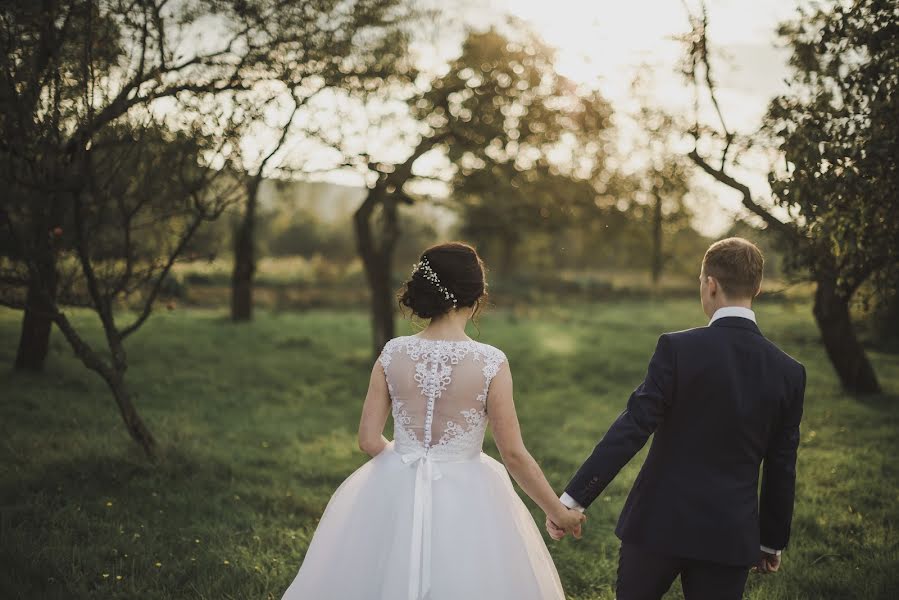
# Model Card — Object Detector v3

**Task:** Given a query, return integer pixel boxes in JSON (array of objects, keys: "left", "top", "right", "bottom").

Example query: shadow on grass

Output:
[
  {"left": 0, "top": 442, "right": 326, "bottom": 599},
  {"left": 847, "top": 391, "right": 899, "bottom": 417},
  {"left": 3, "top": 441, "right": 327, "bottom": 518}
]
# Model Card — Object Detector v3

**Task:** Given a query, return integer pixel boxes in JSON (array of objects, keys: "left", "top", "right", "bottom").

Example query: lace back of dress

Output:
[{"left": 379, "top": 338, "right": 506, "bottom": 458}]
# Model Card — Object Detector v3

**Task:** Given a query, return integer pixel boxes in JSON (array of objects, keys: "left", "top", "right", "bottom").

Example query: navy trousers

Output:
[{"left": 616, "top": 541, "right": 750, "bottom": 600}]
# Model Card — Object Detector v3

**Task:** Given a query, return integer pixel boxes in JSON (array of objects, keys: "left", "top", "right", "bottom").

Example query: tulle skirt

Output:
[{"left": 281, "top": 441, "right": 565, "bottom": 600}]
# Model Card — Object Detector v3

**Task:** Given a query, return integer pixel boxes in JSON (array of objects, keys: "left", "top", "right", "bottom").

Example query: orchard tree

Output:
[
  {"left": 681, "top": 0, "right": 898, "bottom": 393},
  {"left": 0, "top": 0, "right": 352, "bottom": 456},
  {"left": 454, "top": 161, "right": 605, "bottom": 276},
  {"left": 623, "top": 95, "right": 694, "bottom": 287},
  {"left": 319, "top": 26, "right": 612, "bottom": 354},
  {"left": 228, "top": 0, "right": 414, "bottom": 322}
]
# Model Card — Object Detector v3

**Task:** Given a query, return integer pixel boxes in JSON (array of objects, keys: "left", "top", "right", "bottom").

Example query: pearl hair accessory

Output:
[{"left": 410, "top": 257, "right": 458, "bottom": 308}]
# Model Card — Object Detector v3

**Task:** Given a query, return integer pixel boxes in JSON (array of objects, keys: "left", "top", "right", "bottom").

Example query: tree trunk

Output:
[
  {"left": 500, "top": 234, "right": 518, "bottom": 275},
  {"left": 813, "top": 276, "right": 881, "bottom": 394},
  {"left": 15, "top": 279, "right": 55, "bottom": 371},
  {"left": 231, "top": 182, "right": 258, "bottom": 322},
  {"left": 14, "top": 222, "right": 59, "bottom": 371},
  {"left": 367, "top": 252, "right": 396, "bottom": 355},
  {"left": 107, "top": 371, "right": 156, "bottom": 458},
  {"left": 651, "top": 192, "right": 663, "bottom": 287},
  {"left": 52, "top": 310, "right": 157, "bottom": 459},
  {"left": 354, "top": 189, "right": 400, "bottom": 357}
]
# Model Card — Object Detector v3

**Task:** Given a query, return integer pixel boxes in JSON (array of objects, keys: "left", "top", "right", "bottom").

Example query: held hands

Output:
[
  {"left": 545, "top": 505, "right": 586, "bottom": 541},
  {"left": 752, "top": 551, "right": 781, "bottom": 575}
]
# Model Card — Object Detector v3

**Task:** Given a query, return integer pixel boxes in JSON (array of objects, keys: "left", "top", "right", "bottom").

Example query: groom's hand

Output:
[
  {"left": 753, "top": 551, "right": 781, "bottom": 574},
  {"left": 545, "top": 513, "right": 584, "bottom": 540},
  {"left": 569, "top": 521, "right": 583, "bottom": 539}
]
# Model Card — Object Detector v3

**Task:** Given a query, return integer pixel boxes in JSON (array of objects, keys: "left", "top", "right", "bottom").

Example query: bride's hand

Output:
[{"left": 549, "top": 505, "right": 587, "bottom": 538}]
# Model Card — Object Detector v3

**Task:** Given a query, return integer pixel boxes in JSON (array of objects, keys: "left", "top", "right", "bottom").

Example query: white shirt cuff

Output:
[
  {"left": 760, "top": 545, "right": 782, "bottom": 556},
  {"left": 560, "top": 492, "right": 586, "bottom": 512}
]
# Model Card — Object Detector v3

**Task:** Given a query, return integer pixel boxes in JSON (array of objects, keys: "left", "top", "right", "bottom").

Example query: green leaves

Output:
[{"left": 766, "top": 0, "right": 899, "bottom": 298}]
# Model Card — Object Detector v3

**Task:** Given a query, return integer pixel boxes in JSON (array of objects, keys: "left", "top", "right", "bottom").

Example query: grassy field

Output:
[{"left": 1, "top": 300, "right": 897, "bottom": 599}]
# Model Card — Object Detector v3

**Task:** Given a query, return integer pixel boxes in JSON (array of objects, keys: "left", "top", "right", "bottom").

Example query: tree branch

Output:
[{"left": 687, "top": 148, "right": 797, "bottom": 239}]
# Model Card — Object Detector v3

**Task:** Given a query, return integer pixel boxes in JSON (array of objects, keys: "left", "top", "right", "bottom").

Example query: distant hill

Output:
[
  {"left": 257, "top": 177, "right": 456, "bottom": 233},
  {"left": 258, "top": 179, "right": 366, "bottom": 223}
]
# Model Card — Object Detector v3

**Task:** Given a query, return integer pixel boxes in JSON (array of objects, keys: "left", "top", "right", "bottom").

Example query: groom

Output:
[{"left": 549, "top": 237, "right": 806, "bottom": 599}]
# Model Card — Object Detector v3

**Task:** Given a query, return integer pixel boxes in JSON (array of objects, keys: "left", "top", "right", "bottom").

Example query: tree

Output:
[
  {"left": 318, "top": 26, "right": 612, "bottom": 354},
  {"left": 628, "top": 98, "right": 694, "bottom": 287},
  {"left": 454, "top": 161, "right": 604, "bottom": 275},
  {"left": 448, "top": 28, "right": 614, "bottom": 278},
  {"left": 228, "top": 0, "right": 413, "bottom": 321},
  {"left": 680, "top": 0, "right": 898, "bottom": 393},
  {"left": 0, "top": 0, "right": 340, "bottom": 455},
  {"left": 2, "top": 0, "right": 297, "bottom": 370},
  {"left": 230, "top": 98, "right": 300, "bottom": 322}
]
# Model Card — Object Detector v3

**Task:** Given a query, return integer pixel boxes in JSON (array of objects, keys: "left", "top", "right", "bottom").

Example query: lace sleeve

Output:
[
  {"left": 377, "top": 337, "right": 400, "bottom": 370},
  {"left": 482, "top": 346, "right": 507, "bottom": 387},
  {"left": 481, "top": 346, "right": 507, "bottom": 414}
]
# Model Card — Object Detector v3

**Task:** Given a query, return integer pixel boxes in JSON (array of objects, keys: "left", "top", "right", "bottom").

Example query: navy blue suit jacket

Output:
[{"left": 564, "top": 316, "right": 806, "bottom": 566}]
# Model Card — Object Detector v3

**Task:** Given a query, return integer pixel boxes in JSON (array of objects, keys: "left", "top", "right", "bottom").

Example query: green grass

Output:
[{"left": 1, "top": 300, "right": 897, "bottom": 599}]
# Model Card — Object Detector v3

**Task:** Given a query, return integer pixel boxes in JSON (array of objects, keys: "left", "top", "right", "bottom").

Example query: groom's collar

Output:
[
  {"left": 709, "top": 306, "right": 756, "bottom": 324},
  {"left": 709, "top": 306, "right": 762, "bottom": 335}
]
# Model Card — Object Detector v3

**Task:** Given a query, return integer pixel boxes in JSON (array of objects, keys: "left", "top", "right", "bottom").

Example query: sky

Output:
[
  {"left": 490, "top": 0, "right": 797, "bottom": 123},
  {"left": 257, "top": 0, "right": 805, "bottom": 236},
  {"left": 472, "top": 0, "right": 801, "bottom": 234}
]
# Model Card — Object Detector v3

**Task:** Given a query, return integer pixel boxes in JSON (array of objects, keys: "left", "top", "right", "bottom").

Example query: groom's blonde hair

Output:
[{"left": 702, "top": 237, "right": 764, "bottom": 299}]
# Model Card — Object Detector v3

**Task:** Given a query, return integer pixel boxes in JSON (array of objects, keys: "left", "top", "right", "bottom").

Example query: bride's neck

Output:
[{"left": 420, "top": 311, "right": 470, "bottom": 340}]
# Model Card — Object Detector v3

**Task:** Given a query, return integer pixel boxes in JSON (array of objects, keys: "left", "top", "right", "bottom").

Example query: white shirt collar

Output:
[{"left": 709, "top": 306, "right": 757, "bottom": 325}]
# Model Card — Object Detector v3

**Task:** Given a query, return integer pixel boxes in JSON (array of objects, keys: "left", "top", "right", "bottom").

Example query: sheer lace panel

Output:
[{"left": 378, "top": 336, "right": 506, "bottom": 458}]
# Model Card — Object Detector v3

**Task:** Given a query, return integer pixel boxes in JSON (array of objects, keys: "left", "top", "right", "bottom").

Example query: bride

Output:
[{"left": 281, "top": 242, "right": 584, "bottom": 600}]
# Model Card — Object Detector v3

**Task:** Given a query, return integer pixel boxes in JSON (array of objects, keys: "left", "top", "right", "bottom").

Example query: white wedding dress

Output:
[{"left": 281, "top": 335, "right": 565, "bottom": 600}]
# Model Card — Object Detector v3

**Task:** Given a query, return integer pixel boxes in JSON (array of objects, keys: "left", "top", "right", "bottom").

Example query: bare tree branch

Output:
[{"left": 686, "top": 148, "right": 796, "bottom": 238}]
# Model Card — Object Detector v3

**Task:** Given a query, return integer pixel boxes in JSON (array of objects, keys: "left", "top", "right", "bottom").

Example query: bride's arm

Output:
[
  {"left": 489, "top": 361, "right": 586, "bottom": 534},
  {"left": 357, "top": 361, "right": 391, "bottom": 457}
]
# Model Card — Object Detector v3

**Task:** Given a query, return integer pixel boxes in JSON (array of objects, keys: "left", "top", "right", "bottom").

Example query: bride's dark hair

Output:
[{"left": 398, "top": 242, "right": 488, "bottom": 320}]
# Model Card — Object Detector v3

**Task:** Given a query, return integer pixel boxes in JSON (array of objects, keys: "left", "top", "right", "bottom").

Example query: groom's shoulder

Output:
[
  {"left": 661, "top": 325, "right": 759, "bottom": 350},
  {"left": 650, "top": 327, "right": 708, "bottom": 356},
  {"left": 661, "top": 325, "right": 709, "bottom": 343},
  {"left": 665, "top": 325, "right": 707, "bottom": 337},
  {"left": 754, "top": 338, "right": 806, "bottom": 386},
  {"left": 763, "top": 338, "right": 804, "bottom": 371},
  {"left": 663, "top": 326, "right": 804, "bottom": 372}
]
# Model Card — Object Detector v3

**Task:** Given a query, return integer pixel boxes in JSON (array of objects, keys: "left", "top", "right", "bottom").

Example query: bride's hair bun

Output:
[{"left": 398, "top": 242, "right": 487, "bottom": 320}]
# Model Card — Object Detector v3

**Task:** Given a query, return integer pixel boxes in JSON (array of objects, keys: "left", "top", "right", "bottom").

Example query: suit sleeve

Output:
[
  {"left": 759, "top": 363, "right": 806, "bottom": 550},
  {"left": 563, "top": 334, "right": 676, "bottom": 509}
]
